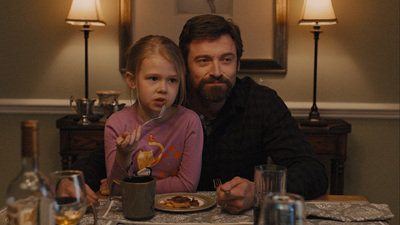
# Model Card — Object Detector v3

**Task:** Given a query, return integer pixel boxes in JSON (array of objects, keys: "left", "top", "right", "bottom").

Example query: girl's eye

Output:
[
  {"left": 148, "top": 77, "right": 157, "bottom": 81},
  {"left": 169, "top": 78, "right": 179, "bottom": 83}
]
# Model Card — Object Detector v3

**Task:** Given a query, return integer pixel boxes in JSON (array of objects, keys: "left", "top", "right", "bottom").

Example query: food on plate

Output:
[{"left": 158, "top": 195, "right": 200, "bottom": 208}]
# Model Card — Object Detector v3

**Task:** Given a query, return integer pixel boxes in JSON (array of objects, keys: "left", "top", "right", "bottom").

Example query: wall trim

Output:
[{"left": 0, "top": 98, "right": 398, "bottom": 119}]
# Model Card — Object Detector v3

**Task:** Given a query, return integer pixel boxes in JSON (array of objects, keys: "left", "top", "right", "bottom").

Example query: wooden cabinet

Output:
[
  {"left": 57, "top": 116, "right": 351, "bottom": 194},
  {"left": 57, "top": 116, "right": 105, "bottom": 170},
  {"left": 298, "top": 119, "right": 351, "bottom": 195}
]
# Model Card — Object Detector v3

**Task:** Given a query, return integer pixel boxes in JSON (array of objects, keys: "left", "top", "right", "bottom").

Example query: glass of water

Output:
[{"left": 257, "top": 192, "right": 305, "bottom": 225}]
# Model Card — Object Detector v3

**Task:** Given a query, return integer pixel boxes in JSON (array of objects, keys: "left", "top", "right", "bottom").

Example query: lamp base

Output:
[
  {"left": 300, "top": 119, "right": 328, "bottom": 127},
  {"left": 300, "top": 106, "right": 328, "bottom": 127}
]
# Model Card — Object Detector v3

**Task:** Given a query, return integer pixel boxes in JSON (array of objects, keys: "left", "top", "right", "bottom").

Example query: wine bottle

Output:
[{"left": 6, "top": 121, "right": 55, "bottom": 225}]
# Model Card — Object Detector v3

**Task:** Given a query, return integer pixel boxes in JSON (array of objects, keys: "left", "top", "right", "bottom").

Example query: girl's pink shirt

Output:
[{"left": 104, "top": 105, "right": 203, "bottom": 195}]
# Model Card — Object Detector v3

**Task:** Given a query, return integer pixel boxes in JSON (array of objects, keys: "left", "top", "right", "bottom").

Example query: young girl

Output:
[{"left": 104, "top": 35, "right": 203, "bottom": 194}]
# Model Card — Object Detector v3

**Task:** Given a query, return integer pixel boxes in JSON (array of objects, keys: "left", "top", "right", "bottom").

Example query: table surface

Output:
[
  {"left": 75, "top": 193, "right": 392, "bottom": 225},
  {"left": 0, "top": 194, "right": 392, "bottom": 225}
]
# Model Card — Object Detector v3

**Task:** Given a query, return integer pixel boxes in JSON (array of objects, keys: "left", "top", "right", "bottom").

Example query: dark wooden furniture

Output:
[
  {"left": 56, "top": 115, "right": 105, "bottom": 170},
  {"left": 297, "top": 119, "right": 351, "bottom": 195},
  {"left": 56, "top": 116, "right": 351, "bottom": 195}
]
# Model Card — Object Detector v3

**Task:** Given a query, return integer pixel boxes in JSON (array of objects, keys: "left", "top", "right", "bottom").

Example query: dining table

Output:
[
  {"left": 74, "top": 192, "right": 394, "bottom": 225},
  {"left": 0, "top": 192, "right": 393, "bottom": 225}
]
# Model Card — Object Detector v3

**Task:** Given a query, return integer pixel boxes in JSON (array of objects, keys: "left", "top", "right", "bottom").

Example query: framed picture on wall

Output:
[
  {"left": 177, "top": 0, "right": 233, "bottom": 14},
  {"left": 119, "top": 0, "right": 287, "bottom": 74}
]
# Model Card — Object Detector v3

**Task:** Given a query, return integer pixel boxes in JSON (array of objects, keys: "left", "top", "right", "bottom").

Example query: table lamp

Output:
[
  {"left": 298, "top": 0, "right": 337, "bottom": 126},
  {"left": 66, "top": 0, "right": 106, "bottom": 99}
]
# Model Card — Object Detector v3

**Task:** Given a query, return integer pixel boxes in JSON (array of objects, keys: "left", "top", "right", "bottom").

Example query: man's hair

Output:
[{"left": 179, "top": 14, "right": 244, "bottom": 66}]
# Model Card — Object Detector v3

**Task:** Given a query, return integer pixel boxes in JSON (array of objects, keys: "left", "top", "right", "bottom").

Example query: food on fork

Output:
[{"left": 158, "top": 195, "right": 200, "bottom": 208}]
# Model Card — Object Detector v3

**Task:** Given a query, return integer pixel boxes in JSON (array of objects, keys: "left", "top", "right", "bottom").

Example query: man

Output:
[
  {"left": 178, "top": 14, "right": 327, "bottom": 214},
  {"left": 65, "top": 14, "right": 328, "bottom": 214}
]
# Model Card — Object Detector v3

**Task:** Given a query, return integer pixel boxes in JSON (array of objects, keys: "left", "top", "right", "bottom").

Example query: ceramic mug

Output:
[{"left": 110, "top": 176, "right": 156, "bottom": 220}]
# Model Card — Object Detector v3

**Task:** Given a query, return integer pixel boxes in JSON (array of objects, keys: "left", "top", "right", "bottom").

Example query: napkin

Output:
[{"left": 305, "top": 201, "right": 394, "bottom": 222}]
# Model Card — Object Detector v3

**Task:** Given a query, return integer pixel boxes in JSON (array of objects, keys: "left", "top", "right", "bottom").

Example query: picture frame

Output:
[{"left": 119, "top": 0, "right": 287, "bottom": 74}]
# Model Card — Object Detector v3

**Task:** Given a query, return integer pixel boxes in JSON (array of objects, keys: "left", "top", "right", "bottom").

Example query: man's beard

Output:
[{"left": 195, "top": 76, "right": 233, "bottom": 102}]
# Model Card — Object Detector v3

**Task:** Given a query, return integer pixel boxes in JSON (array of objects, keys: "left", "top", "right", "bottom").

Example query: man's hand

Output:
[
  {"left": 57, "top": 178, "right": 100, "bottom": 206},
  {"left": 85, "top": 184, "right": 100, "bottom": 206},
  {"left": 99, "top": 178, "right": 110, "bottom": 196},
  {"left": 216, "top": 176, "right": 255, "bottom": 214}
]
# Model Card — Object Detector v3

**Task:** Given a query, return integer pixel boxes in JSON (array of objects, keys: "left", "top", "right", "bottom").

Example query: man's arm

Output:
[
  {"left": 262, "top": 94, "right": 329, "bottom": 200},
  {"left": 69, "top": 142, "right": 107, "bottom": 192},
  {"left": 68, "top": 142, "right": 107, "bottom": 205}
]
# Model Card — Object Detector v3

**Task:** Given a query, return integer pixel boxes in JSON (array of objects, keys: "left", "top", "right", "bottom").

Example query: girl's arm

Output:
[{"left": 104, "top": 116, "right": 135, "bottom": 194}]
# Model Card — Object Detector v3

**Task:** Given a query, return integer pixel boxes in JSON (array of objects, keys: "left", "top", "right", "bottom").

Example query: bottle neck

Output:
[{"left": 21, "top": 156, "right": 40, "bottom": 173}]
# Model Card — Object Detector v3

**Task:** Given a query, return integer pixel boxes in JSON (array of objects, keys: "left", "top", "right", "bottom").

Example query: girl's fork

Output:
[
  {"left": 117, "top": 104, "right": 166, "bottom": 147},
  {"left": 142, "top": 104, "right": 166, "bottom": 128}
]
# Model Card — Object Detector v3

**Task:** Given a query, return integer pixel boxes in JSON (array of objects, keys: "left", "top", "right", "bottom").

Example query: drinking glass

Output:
[
  {"left": 254, "top": 164, "right": 287, "bottom": 225},
  {"left": 50, "top": 170, "right": 88, "bottom": 225},
  {"left": 257, "top": 193, "right": 305, "bottom": 225}
]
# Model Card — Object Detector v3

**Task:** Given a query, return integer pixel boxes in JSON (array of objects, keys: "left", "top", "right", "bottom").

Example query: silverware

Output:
[
  {"left": 98, "top": 198, "right": 113, "bottom": 218},
  {"left": 142, "top": 104, "right": 166, "bottom": 127},
  {"left": 117, "top": 104, "right": 166, "bottom": 147},
  {"left": 213, "top": 178, "right": 231, "bottom": 195}
]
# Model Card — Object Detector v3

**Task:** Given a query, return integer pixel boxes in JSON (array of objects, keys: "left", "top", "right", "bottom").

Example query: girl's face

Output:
[{"left": 132, "top": 53, "right": 180, "bottom": 120}]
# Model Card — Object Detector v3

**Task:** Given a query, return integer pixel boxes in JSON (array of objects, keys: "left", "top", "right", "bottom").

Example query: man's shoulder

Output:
[{"left": 236, "top": 76, "right": 278, "bottom": 97}]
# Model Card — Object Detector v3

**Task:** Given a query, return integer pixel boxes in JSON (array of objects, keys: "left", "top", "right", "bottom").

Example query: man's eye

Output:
[
  {"left": 223, "top": 57, "right": 233, "bottom": 63},
  {"left": 196, "top": 58, "right": 210, "bottom": 63}
]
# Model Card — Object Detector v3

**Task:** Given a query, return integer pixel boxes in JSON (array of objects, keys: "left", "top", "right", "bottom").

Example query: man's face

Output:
[{"left": 186, "top": 34, "right": 239, "bottom": 102}]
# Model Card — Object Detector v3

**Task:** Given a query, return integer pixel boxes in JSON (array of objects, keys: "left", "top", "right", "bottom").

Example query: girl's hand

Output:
[
  {"left": 116, "top": 126, "right": 142, "bottom": 154},
  {"left": 115, "top": 126, "right": 142, "bottom": 169}
]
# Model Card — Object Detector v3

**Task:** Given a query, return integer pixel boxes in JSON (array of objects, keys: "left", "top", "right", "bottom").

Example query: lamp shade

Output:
[
  {"left": 298, "top": 0, "right": 337, "bottom": 25},
  {"left": 66, "top": 0, "right": 106, "bottom": 26}
]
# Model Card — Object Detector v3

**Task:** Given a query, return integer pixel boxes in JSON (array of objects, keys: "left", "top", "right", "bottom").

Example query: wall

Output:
[{"left": 0, "top": 0, "right": 398, "bottom": 224}]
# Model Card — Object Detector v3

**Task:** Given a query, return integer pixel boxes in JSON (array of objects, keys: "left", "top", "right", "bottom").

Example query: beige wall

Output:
[{"left": 0, "top": 0, "right": 399, "bottom": 224}]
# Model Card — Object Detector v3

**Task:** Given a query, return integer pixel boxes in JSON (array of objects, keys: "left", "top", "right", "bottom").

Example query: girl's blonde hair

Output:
[{"left": 125, "top": 35, "right": 186, "bottom": 106}]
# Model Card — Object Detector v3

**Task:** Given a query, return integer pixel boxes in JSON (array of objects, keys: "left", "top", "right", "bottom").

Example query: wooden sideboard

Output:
[
  {"left": 56, "top": 116, "right": 351, "bottom": 195},
  {"left": 297, "top": 119, "right": 351, "bottom": 195}
]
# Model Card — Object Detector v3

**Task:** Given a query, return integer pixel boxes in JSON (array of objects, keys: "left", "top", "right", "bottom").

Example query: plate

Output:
[{"left": 155, "top": 192, "right": 216, "bottom": 212}]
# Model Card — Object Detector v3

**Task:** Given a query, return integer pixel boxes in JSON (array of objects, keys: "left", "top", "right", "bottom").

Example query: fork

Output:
[
  {"left": 142, "top": 104, "right": 166, "bottom": 128},
  {"left": 213, "top": 178, "right": 231, "bottom": 195},
  {"left": 117, "top": 104, "right": 166, "bottom": 147}
]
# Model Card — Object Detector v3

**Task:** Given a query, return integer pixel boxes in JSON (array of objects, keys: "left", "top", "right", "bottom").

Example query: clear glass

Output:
[
  {"left": 254, "top": 164, "right": 287, "bottom": 225},
  {"left": 257, "top": 193, "right": 305, "bottom": 225},
  {"left": 50, "top": 170, "right": 88, "bottom": 225}
]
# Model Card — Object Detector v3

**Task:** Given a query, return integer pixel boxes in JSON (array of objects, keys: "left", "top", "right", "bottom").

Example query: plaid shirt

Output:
[{"left": 187, "top": 76, "right": 328, "bottom": 200}]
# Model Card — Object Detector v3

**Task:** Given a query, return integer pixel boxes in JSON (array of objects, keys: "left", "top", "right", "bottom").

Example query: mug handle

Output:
[
  {"left": 98, "top": 180, "right": 122, "bottom": 218},
  {"left": 109, "top": 179, "right": 122, "bottom": 202},
  {"left": 87, "top": 203, "right": 98, "bottom": 225}
]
